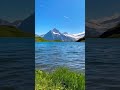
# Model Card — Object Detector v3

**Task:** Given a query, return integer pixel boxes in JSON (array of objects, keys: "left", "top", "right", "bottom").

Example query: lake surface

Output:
[
  {"left": 35, "top": 42, "right": 85, "bottom": 72},
  {"left": 1, "top": 38, "right": 120, "bottom": 89},
  {"left": 0, "top": 38, "right": 34, "bottom": 90},
  {"left": 86, "top": 38, "right": 120, "bottom": 90}
]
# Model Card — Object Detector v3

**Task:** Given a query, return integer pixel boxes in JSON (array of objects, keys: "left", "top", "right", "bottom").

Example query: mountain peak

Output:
[
  {"left": 52, "top": 28, "right": 59, "bottom": 32},
  {"left": 42, "top": 29, "right": 84, "bottom": 41}
]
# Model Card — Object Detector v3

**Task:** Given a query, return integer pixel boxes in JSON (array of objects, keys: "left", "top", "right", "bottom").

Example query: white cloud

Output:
[{"left": 64, "top": 16, "right": 69, "bottom": 19}]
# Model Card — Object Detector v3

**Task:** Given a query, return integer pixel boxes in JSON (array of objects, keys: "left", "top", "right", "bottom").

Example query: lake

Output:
[
  {"left": 0, "top": 38, "right": 34, "bottom": 90},
  {"left": 35, "top": 42, "right": 85, "bottom": 72},
  {"left": 1, "top": 38, "right": 120, "bottom": 89},
  {"left": 86, "top": 38, "right": 120, "bottom": 90}
]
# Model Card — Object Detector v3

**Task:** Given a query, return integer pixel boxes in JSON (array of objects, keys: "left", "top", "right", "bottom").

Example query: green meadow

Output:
[
  {"left": 35, "top": 36, "right": 62, "bottom": 42},
  {"left": 35, "top": 67, "right": 85, "bottom": 90},
  {"left": 0, "top": 25, "right": 34, "bottom": 37}
]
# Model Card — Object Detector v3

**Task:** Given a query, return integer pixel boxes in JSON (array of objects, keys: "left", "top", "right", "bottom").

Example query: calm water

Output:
[
  {"left": 35, "top": 42, "right": 85, "bottom": 71},
  {"left": 0, "top": 38, "right": 34, "bottom": 90},
  {"left": 86, "top": 38, "right": 120, "bottom": 90}
]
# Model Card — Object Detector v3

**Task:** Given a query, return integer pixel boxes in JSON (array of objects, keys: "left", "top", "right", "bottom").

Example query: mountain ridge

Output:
[
  {"left": 18, "top": 14, "right": 35, "bottom": 33},
  {"left": 0, "top": 19, "right": 22, "bottom": 27},
  {"left": 40, "top": 28, "right": 84, "bottom": 42},
  {"left": 86, "top": 14, "right": 120, "bottom": 38},
  {"left": 100, "top": 23, "right": 120, "bottom": 38}
]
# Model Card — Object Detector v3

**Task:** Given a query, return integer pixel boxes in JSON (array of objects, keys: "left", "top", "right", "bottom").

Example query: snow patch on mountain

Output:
[
  {"left": 63, "top": 32, "right": 85, "bottom": 40},
  {"left": 52, "top": 31, "right": 61, "bottom": 35}
]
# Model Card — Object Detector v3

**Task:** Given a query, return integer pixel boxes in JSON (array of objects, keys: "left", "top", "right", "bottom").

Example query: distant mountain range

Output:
[
  {"left": 0, "top": 19, "right": 22, "bottom": 27},
  {"left": 18, "top": 14, "right": 35, "bottom": 33},
  {"left": 86, "top": 14, "right": 120, "bottom": 38},
  {"left": 40, "top": 28, "right": 85, "bottom": 42},
  {"left": 1, "top": 13, "right": 120, "bottom": 38},
  {"left": 0, "top": 14, "right": 34, "bottom": 37},
  {"left": 0, "top": 14, "right": 34, "bottom": 34}
]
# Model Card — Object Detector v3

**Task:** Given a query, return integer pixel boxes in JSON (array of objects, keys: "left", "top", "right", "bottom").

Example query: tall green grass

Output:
[{"left": 35, "top": 67, "right": 85, "bottom": 90}]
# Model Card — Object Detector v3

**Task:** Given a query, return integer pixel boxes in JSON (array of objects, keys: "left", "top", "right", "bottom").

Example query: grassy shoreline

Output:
[
  {"left": 35, "top": 67, "right": 85, "bottom": 90},
  {"left": 35, "top": 37, "right": 62, "bottom": 42}
]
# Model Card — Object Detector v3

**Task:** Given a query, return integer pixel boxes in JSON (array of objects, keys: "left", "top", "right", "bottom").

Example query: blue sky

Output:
[
  {"left": 35, "top": 0, "right": 85, "bottom": 35},
  {"left": 0, "top": 0, "right": 34, "bottom": 22},
  {"left": 86, "top": 0, "right": 120, "bottom": 20}
]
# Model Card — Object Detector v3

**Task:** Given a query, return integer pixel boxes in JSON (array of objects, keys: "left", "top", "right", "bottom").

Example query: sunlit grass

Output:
[{"left": 35, "top": 67, "right": 85, "bottom": 90}]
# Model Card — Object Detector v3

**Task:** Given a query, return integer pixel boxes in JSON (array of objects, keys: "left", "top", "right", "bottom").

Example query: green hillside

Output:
[
  {"left": 0, "top": 25, "right": 34, "bottom": 37},
  {"left": 108, "top": 34, "right": 120, "bottom": 38},
  {"left": 35, "top": 36, "right": 62, "bottom": 42},
  {"left": 35, "top": 37, "right": 48, "bottom": 42}
]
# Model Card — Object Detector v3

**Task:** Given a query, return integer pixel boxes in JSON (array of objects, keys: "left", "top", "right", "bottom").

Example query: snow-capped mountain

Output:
[
  {"left": 41, "top": 28, "right": 84, "bottom": 41},
  {"left": 86, "top": 14, "right": 120, "bottom": 37},
  {"left": 63, "top": 32, "right": 85, "bottom": 40}
]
